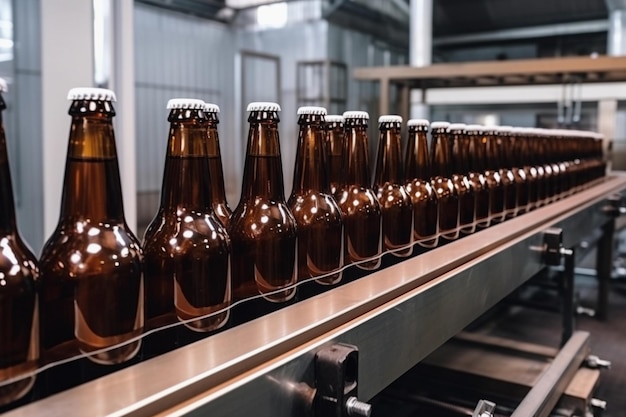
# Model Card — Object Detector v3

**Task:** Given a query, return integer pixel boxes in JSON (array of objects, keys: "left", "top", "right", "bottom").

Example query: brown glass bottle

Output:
[
  {"left": 404, "top": 119, "right": 438, "bottom": 249},
  {"left": 336, "top": 111, "right": 382, "bottom": 270},
  {"left": 0, "top": 80, "right": 38, "bottom": 406},
  {"left": 288, "top": 107, "right": 344, "bottom": 286},
  {"left": 508, "top": 127, "right": 529, "bottom": 216},
  {"left": 325, "top": 115, "right": 344, "bottom": 197},
  {"left": 495, "top": 126, "right": 517, "bottom": 219},
  {"left": 528, "top": 129, "right": 547, "bottom": 208},
  {"left": 466, "top": 125, "right": 491, "bottom": 229},
  {"left": 536, "top": 129, "right": 556, "bottom": 205},
  {"left": 482, "top": 126, "right": 505, "bottom": 224},
  {"left": 373, "top": 115, "right": 413, "bottom": 257},
  {"left": 39, "top": 88, "right": 143, "bottom": 365},
  {"left": 143, "top": 99, "right": 230, "bottom": 334},
  {"left": 228, "top": 102, "right": 297, "bottom": 302},
  {"left": 448, "top": 124, "right": 475, "bottom": 234},
  {"left": 430, "top": 122, "right": 459, "bottom": 240},
  {"left": 203, "top": 103, "right": 232, "bottom": 228}
]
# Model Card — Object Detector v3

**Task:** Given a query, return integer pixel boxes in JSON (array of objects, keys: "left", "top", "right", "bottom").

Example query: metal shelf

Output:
[{"left": 7, "top": 175, "right": 626, "bottom": 417}]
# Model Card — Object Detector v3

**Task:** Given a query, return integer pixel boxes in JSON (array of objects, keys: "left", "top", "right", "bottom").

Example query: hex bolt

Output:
[
  {"left": 345, "top": 396, "right": 372, "bottom": 417},
  {"left": 586, "top": 355, "right": 612, "bottom": 370}
]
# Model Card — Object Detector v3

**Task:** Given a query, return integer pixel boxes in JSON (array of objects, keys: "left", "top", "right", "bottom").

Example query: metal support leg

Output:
[
  {"left": 595, "top": 221, "right": 615, "bottom": 320},
  {"left": 561, "top": 248, "right": 575, "bottom": 347}
]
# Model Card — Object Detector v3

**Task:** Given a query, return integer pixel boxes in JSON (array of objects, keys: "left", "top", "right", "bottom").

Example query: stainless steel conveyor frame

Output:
[{"left": 6, "top": 174, "right": 626, "bottom": 417}]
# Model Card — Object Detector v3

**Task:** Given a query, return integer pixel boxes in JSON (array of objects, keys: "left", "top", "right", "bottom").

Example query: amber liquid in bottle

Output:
[
  {"left": 448, "top": 126, "right": 475, "bottom": 235},
  {"left": 0, "top": 91, "right": 38, "bottom": 406},
  {"left": 373, "top": 119, "right": 413, "bottom": 257},
  {"left": 430, "top": 124, "right": 459, "bottom": 241},
  {"left": 325, "top": 118, "right": 344, "bottom": 197},
  {"left": 229, "top": 106, "right": 297, "bottom": 303},
  {"left": 288, "top": 110, "right": 344, "bottom": 285},
  {"left": 508, "top": 130, "right": 528, "bottom": 217},
  {"left": 39, "top": 96, "right": 143, "bottom": 365},
  {"left": 483, "top": 128, "right": 505, "bottom": 224},
  {"left": 336, "top": 114, "right": 382, "bottom": 270},
  {"left": 520, "top": 132, "right": 539, "bottom": 211},
  {"left": 404, "top": 122, "right": 438, "bottom": 248},
  {"left": 467, "top": 127, "right": 490, "bottom": 229},
  {"left": 143, "top": 107, "right": 230, "bottom": 337},
  {"left": 496, "top": 129, "right": 517, "bottom": 219},
  {"left": 530, "top": 133, "right": 547, "bottom": 208},
  {"left": 205, "top": 112, "right": 232, "bottom": 228}
]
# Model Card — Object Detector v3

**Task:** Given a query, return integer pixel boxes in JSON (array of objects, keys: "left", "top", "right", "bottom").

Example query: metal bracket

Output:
[
  {"left": 472, "top": 399, "right": 496, "bottom": 417},
  {"left": 314, "top": 344, "right": 371, "bottom": 417},
  {"left": 543, "top": 227, "right": 564, "bottom": 266},
  {"left": 602, "top": 193, "right": 626, "bottom": 217},
  {"left": 585, "top": 355, "right": 612, "bottom": 370}
]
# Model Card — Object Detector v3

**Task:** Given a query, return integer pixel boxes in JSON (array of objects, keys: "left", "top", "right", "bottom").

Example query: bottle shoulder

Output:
[
  {"left": 229, "top": 198, "right": 297, "bottom": 238},
  {"left": 288, "top": 191, "right": 343, "bottom": 225},
  {"left": 40, "top": 221, "right": 143, "bottom": 276},
  {"left": 0, "top": 234, "right": 39, "bottom": 288}
]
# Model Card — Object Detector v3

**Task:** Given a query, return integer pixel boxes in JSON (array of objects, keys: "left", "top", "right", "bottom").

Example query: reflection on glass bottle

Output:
[
  {"left": 336, "top": 111, "right": 382, "bottom": 270},
  {"left": 204, "top": 103, "right": 232, "bottom": 228},
  {"left": 288, "top": 107, "right": 344, "bottom": 285},
  {"left": 0, "top": 78, "right": 38, "bottom": 406},
  {"left": 494, "top": 126, "right": 517, "bottom": 220},
  {"left": 482, "top": 126, "right": 505, "bottom": 225},
  {"left": 39, "top": 88, "right": 143, "bottom": 365},
  {"left": 404, "top": 119, "right": 438, "bottom": 248},
  {"left": 143, "top": 99, "right": 230, "bottom": 335},
  {"left": 324, "top": 115, "right": 344, "bottom": 197},
  {"left": 519, "top": 128, "right": 539, "bottom": 211},
  {"left": 447, "top": 124, "right": 475, "bottom": 235},
  {"left": 373, "top": 115, "right": 413, "bottom": 257},
  {"left": 430, "top": 122, "right": 459, "bottom": 241},
  {"left": 507, "top": 127, "right": 529, "bottom": 217},
  {"left": 465, "top": 125, "right": 490, "bottom": 229},
  {"left": 229, "top": 102, "right": 297, "bottom": 303}
]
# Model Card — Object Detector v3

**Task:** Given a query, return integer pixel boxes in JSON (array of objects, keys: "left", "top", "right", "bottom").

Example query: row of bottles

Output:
[{"left": 0, "top": 85, "right": 607, "bottom": 407}]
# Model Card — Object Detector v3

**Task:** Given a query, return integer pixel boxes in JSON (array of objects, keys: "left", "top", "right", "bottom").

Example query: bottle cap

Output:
[
  {"left": 67, "top": 87, "right": 116, "bottom": 102},
  {"left": 166, "top": 98, "right": 205, "bottom": 110},
  {"left": 448, "top": 123, "right": 466, "bottom": 132},
  {"left": 0, "top": 78, "right": 7, "bottom": 93},
  {"left": 407, "top": 119, "right": 429, "bottom": 127},
  {"left": 326, "top": 115, "right": 344, "bottom": 123},
  {"left": 247, "top": 102, "right": 281, "bottom": 112},
  {"left": 297, "top": 106, "right": 327, "bottom": 115},
  {"left": 430, "top": 121, "right": 450, "bottom": 130},
  {"left": 378, "top": 115, "right": 402, "bottom": 124},
  {"left": 204, "top": 102, "right": 220, "bottom": 113},
  {"left": 465, "top": 124, "right": 484, "bottom": 132},
  {"left": 342, "top": 110, "right": 369, "bottom": 120}
]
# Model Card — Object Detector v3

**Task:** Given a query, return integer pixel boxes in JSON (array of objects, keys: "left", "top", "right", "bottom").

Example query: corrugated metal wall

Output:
[
  {"left": 134, "top": 3, "right": 236, "bottom": 230},
  {"left": 12, "top": 0, "right": 43, "bottom": 253}
]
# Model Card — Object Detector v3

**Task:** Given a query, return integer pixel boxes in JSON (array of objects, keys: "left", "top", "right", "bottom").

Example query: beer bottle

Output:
[
  {"left": 203, "top": 103, "right": 232, "bottom": 228},
  {"left": 546, "top": 129, "right": 563, "bottom": 202},
  {"left": 404, "top": 119, "right": 438, "bottom": 248},
  {"left": 520, "top": 127, "right": 539, "bottom": 211},
  {"left": 507, "top": 127, "right": 529, "bottom": 216},
  {"left": 536, "top": 129, "right": 556, "bottom": 205},
  {"left": 325, "top": 115, "right": 344, "bottom": 197},
  {"left": 447, "top": 123, "right": 475, "bottom": 234},
  {"left": 529, "top": 129, "right": 547, "bottom": 207},
  {"left": 288, "top": 107, "right": 343, "bottom": 285},
  {"left": 483, "top": 126, "right": 505, "bottom": 224},
  {"left": 39, "top": 88, "right": 143, "bottom": 365},
  {"left": 229, "top": 102, "right": 297, "bottom": 303},
  {"left": 373, "top": 115, "right": 413, "bottom": 257},
  {"left": 0, "top": 79, "right": 39, "bottom": 406},
  {"left": 143, "top": 98, "right": 230, "bottom": 335},
  {"left": 430, "top": 121, "right": 459, "bottom": 240},
  {"left": 336, "top": 111, "right": 382, "bottom": 270},
  {"left": 494, "top": 126, "right": 517, "bottom": 219},
  {"left": 466, "top": 125, "right": 490, "bottom": 229}
]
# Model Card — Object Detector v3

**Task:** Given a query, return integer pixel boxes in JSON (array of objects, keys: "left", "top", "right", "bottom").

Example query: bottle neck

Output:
[
  {"left": 431, "top": 129, "right": 450, "bottom": 177},
  {"left": 374, "top": 123, "right": 403, "bottom": 185},
  {"left": 160, "top": 109, "right": 214, "bottom": 211},
  {"left": 0, "top": 112, "right": 17, "bottom": 233},
  {"left": 205, "top": 117, "right": 228, "bottom": 205},
  {"left": 60, "top": 107, "right": 126, "bottom": 223},
  {"left": 469, "top": 132, "right": 487, "bottom": 172},
  {"left": 241, "top": 111, "right": 286, "bottom": 201},
  {"left": 449, "top": 132, "right": 466, "bottom": 174},
  {"left": 404, "top": 128, "right": 430, "bottom": 180},
  {"left": 292, "top": 114, "right": 329, "bottom": 194},
  {"left": 342, "top": 120, "right": 371, "bottom": 187}
]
